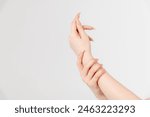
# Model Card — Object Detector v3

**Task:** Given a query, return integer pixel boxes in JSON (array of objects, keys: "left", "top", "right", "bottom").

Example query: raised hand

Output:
[{"left": 69, "top": 13, "right": 94, "bottom": 64}]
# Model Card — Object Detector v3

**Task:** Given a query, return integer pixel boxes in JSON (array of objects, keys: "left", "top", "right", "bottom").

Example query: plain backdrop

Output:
[{"left": 0, "top": 0, "right": 150, "bottom": 99}]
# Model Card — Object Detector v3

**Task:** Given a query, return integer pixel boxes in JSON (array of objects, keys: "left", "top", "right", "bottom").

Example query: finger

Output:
[
  {"left": 92, "top": 68, "right": 106, "bottom": 83},
  {"left": 88, "top": 36, "right": 94, "bottom": 41},
  {"left": 77, "top": 51, "right": 85, "bottom": 71},
  {"left": 87, "top": 63, "right": 103, "bottom": 79},
  {"left": 82, "top": 26, "right": 94, "bottom": 41},
  {"left": 82, "top": 59, "right": 98, "bottom": 77},
  {"left": 70, "top": 14, "right": 79, "bottom": 37},
  {"left": 76, "top": 14, "right": 88, "bottom": 39},
  {"left": 82, "top": 25, "right": 95, "bottom": 30}
]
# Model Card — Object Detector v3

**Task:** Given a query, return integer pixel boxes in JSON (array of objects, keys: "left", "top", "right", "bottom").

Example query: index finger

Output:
[{"left": 70, "top": 14, "right": 79, "bottom": 36}]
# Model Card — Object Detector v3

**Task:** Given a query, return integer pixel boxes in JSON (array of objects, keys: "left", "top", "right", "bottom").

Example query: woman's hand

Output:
[
  {"left": 77, "top": 51, "right": 107, "bottom": 100},
  {"left": 69, "top": 13, "right": 94, "bottom": 64},
  {"left": 69, "top": 13, "right": 92, "bottom": 55}
]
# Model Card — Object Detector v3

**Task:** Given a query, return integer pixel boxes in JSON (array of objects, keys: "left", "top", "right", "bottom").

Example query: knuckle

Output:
[
  {"left": 93, "top": 72, "right": 99, "bottom": 78},
  {"left": 88, "top": 59, "right": 95, "bottom": 65},
  {"left": 95, "top": 65, "right": 100, "bottom": 71},
  {"left": 95, "top": 73, "right": 100, "bottom": 79},
  {"left": 97, "top": 63, "right": 101, "bottom": 68},
  {"left": 87, "top": 73, "right": 92, "bottom": 78},
  {"left": 93, "top": 71, "right": 100, "bottom": 79},
  {"left": 98, "top": 69, "right": 104, "bottom": 76},
  {"left": 92, "top": 59, "right": 96, "bottom": 63},
  {"left": 90, "top": 68, "right": 95, "bottom": 73},
  {"left": 91, "top": 66, "right": 97, "bottom": 73}
]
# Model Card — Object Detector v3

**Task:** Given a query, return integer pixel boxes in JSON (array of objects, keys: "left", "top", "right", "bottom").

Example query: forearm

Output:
[
  {"left": 98, "top": 71, "right": 140, "bottom": 100},
  {"left": 82, "top": 52, "right": 140, "bottom": 100}
]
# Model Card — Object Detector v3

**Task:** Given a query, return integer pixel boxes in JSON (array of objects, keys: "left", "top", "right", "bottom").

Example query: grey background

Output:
[{"left": 0, "top": 0, "right": 149, "bottom": 99}]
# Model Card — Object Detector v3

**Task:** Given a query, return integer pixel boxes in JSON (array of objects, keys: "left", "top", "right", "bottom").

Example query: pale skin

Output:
[
  {"left": 69, "top": 13, "right": 141, "bottom": 100},
  {"left": 77, "top": 51, "right": 107, "bottom": 99}
]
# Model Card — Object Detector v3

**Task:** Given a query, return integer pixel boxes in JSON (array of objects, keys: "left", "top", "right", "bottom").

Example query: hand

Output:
[
  {"left": 77, "top": 51, "right": 107, "bottom": 99},
  {"left": 69, "top": 13, "right": 93, "bottom": 56},
  {"left": 69, "top": 13, "right": 95, "bottom": 64}
]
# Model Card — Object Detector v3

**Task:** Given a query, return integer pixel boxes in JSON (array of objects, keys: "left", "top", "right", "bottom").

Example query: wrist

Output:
[{"left": 82, "top": 50, "right": 93, "bottom": 65}]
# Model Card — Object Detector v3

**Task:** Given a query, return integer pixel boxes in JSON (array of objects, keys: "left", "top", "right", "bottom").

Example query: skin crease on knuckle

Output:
[
  {"left": 84, "top": 60, "right": 96, "bottom": 73},
  {"left": 95, "top": 68, "right": 106, "bottom": 83},
  {"left": 89, "top": 67, "right": 105, "bottom": 88},
  {"left": 85, "top": 59, "right": 96, "bottom": 68},
  {"left": 81, "top": 59, "right": 96, "bottom": 79},
  {"left": 90, "top": 69, "right": 104, "bottom": 87},
  {"left": 89, "top": 63, "right": 100, "bottom": 76},
  {"left": 82, "top": 64, "right": 97, "bottom": 87}
]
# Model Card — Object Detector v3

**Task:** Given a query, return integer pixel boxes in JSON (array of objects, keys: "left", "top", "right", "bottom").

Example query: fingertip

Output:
[
  {"left": 75, "top": 12, "right": 80, "bottom": 21},
  {"left": 76, "top": 16, "right": 81, "bottom": 25},
  {"left": 89, "top": 26, "right": 95, "bottom": 30}
]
